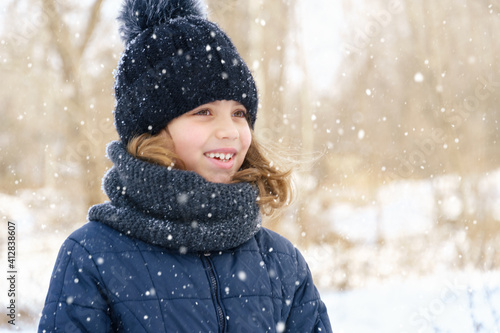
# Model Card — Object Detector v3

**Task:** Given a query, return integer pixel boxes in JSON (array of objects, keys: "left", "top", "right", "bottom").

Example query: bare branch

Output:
[
  {"left": 41, "top": 0, "right": 77, "bottom": 82},
  {"left": 78, "top": 0, "right": 105, "bottom": 58}
]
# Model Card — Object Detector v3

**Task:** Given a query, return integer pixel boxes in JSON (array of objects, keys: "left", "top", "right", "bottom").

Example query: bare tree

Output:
[{"left": 41, "top": 0, "right": 108, "bottom": 208}]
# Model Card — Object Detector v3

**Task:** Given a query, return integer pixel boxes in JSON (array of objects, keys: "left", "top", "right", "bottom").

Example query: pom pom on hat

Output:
[
  {"left": 113, "top": 0, "right": 259, "bottom": 144},
  {"left": 118, "top": 0, "right": 207, "bottom": 44}
]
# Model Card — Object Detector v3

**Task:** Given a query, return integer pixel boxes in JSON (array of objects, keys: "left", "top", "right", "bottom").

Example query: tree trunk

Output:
[{"left": 42, "top": 0, "right": 105, "bottom": 208}]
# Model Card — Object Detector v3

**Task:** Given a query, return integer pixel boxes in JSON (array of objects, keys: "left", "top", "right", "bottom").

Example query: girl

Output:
[{"left": 38, "top": 0, "right": 332, "bottom": 332}]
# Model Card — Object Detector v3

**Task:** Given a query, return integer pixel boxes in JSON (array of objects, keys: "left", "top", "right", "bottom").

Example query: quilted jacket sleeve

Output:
[
  {"left": 285, "top": 248, "right": 332, "bottom": 333},
  {"left": 38, "top": 237, "right": 112, "bottom": 332}
]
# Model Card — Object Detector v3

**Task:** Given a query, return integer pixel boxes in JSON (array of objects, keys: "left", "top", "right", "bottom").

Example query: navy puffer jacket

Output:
[{"left": 39, "top": 222, "right": 331, "bottom": 332}]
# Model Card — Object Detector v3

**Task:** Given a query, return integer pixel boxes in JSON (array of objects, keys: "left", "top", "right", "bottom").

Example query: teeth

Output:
[{"left": 205, "top": 152, "right": 234, "bottom": 161}]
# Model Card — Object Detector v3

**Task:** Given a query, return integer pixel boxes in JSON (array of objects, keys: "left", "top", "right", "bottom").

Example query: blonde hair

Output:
[{"left": 127, "top": 131, "right": 293, "bottom": 215}]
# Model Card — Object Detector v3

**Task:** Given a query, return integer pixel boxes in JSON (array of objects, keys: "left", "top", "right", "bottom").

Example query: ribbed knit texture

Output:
[
  {"left": 88, "top": 141, "right": 261, "bottom": 252},
  {"left": 113, "top": 0, "right": 258, "bottom": 144}
]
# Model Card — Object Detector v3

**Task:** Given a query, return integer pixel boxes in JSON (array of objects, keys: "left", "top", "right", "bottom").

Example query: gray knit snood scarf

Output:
[{"left": 88, "top": 141, "right": 262, "bottom": 253}]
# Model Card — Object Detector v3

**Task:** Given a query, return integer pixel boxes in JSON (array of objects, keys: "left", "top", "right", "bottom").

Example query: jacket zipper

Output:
[{"left": 203, "top": 253, "right": 226, "bottom": 332}]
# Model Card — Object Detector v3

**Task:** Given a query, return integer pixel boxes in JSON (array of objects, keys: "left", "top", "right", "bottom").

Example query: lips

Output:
[
  {"left": 204, "top": 148, "right": 237, "bottom": 169},
  {"left": 204, "top": 152, "right": 234, "bottom": 162},
  {"left": 204, "top": 148, "right": 237, "bottom": 162}
]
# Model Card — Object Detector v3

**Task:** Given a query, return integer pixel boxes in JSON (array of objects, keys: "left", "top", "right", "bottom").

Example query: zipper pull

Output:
[{"left": 203, "top": 252, "right": 211, "bottom": 256}]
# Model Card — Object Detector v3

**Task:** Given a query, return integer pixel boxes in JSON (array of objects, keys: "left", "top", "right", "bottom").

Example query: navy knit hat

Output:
[{"left": 114, "top": 0, "right": 259, "bottom": 144}]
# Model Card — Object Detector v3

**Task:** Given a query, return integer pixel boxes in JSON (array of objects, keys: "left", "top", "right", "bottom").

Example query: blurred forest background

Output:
[{"left": 1, "top": 0, "right": 500, "bottom": 327}]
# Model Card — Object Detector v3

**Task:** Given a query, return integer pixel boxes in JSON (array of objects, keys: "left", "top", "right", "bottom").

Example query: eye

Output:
[
  {"left": 194, "top": 109, "right": 211, "bottom": 116},
  {"left": 233, "top": 110, "right": 247, "bottom": 118}
]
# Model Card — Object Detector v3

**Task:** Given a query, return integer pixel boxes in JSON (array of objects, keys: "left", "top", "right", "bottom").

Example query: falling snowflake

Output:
[
  {"left": 238, "top": 271, "right": 247, "bottom": 281},
  {"left": 177, "top": 193, "right": 188, "bottom": 204},
  {"left": 414, "top": 72, "right": 424, "bottom": 82}
]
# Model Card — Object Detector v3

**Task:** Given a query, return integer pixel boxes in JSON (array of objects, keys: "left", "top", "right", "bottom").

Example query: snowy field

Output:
[{"left": 324, "top": 271, "right": 500, "bottom": 333}]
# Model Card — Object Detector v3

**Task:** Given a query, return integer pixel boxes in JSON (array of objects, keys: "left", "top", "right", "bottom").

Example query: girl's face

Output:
[{"left": 166, "top": 100, "right": 252, "bottom": 184}]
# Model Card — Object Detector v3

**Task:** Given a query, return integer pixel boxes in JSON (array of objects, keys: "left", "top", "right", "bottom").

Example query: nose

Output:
[{"left": 214, "top": 115, "right": 239, "bottom": 140}]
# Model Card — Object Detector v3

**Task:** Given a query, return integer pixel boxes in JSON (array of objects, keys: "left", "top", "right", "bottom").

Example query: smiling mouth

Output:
[
  {"left": 204, "top": 152, "right": 234, "bottom": 162},
  {"left": 205, "top": 153, "right": 234, "bottom": 162}
]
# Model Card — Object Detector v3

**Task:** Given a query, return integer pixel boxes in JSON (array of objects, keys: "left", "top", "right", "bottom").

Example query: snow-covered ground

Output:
[
  {"left": 323, "top": 172, "right": 500, "bottom": 244},
  {"left": 324, "top": 271, "right": 500, "bottom": 333}
]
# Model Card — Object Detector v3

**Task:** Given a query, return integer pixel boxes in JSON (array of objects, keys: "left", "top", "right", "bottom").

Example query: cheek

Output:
[
  {"left": 172, "top": 135, "right": 196, "bottom": 160},
  {"left": 240, "top": 127, "right": 252, "bottom": 152},
  {"left": 170, "top": 135, "right": 198, "bottom": 171},
  {"left": 167, "top": 120, "right": 191, "bottom": 151}
]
